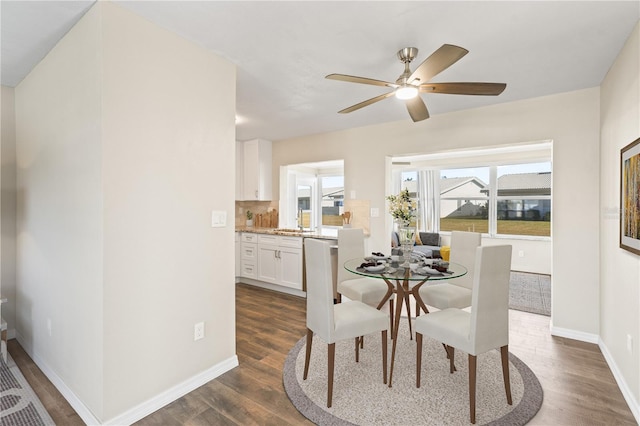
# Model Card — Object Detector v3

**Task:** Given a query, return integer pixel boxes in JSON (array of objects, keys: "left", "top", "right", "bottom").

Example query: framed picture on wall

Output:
[{"left": 620, "top": 137, "right": 640, "bottom": 255}]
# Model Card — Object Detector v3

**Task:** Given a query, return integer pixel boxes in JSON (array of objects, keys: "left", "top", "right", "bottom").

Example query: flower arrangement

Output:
[
  {"left": 246, "top": 210, "right": 253, "bottom": 220},
  {"left": 386, "top": 188, "right": 416, "bottom": 225}
]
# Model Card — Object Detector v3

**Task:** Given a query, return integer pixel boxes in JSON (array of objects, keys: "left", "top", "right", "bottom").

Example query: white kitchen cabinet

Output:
[
  {"left": 240, "top": 233, "right": 258, "bottom": 279},
  {"left": 257, "top": 234, "right": 302, "bottom": 290},
  {"left": 242, "top": 139, "right": 272, "bottom": 201}
]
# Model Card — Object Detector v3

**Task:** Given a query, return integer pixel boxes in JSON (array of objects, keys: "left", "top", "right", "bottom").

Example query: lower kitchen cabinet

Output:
[
  {"left": 240, "top": 232, "right": 258, "bottom": 279},
  {"left": 257, "top": 234, "right": 303, "bottom": 290}
]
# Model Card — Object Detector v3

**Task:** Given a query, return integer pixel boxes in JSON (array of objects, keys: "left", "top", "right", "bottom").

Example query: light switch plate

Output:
[
  {"left": 211, "top": 210, "right": 227, "bottom": 227},
  {"left": 370, "top": 207, "right": 379, "bottom": 217}
]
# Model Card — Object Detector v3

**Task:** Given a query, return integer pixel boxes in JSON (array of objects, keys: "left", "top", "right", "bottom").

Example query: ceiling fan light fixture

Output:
[{"left": 395, "top": 85, "right": 418, "bottom": 100}]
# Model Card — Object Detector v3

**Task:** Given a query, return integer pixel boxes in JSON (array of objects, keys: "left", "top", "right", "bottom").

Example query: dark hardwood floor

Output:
[{"left": 8, "top": 282, "right": 637, "bottom": 425}]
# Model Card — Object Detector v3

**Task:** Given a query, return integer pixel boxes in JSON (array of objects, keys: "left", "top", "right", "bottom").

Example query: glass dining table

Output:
[{"left": 344, "top": 257, "right": 467, "bottom": 387}]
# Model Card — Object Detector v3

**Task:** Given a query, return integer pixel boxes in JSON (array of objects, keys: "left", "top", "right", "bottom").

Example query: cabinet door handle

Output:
[{"left": 255, "top": 190, "right": 259, "bottom": 199}]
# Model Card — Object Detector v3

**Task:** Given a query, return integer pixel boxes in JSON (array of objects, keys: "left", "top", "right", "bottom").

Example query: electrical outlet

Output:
[
  {"left": 518, "top": 250, "right": 525, "bottom": 258},
  {"left": 627, "top": 334, "right": 633, "bottom": 354},
  {"left": 194, "top": 322, "right": 205, "bottom": 341}
]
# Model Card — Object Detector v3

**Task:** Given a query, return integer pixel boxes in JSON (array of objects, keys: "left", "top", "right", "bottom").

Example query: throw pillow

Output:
[
  {"left": 391, "top": 232, "right": 399, "bottom": 248},
  {"left": 414, "top": 232, "right": 423, "bottom": 245},
  {"left": 419, "top": 232, "right": 440, "bottom": 247}
]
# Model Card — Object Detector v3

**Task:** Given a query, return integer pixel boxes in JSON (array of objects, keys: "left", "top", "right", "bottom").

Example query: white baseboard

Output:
[
  {"left": 8, "top": 327, "right": 16, "bottom": 339},
  {"left": 103, "top": 355, "right": 239, "bottom": 425},
  {"left": 598, "top": 338, "right": 640, "bottom": 424},
  {"left": 549, "top": 323, "right": 639, "bottom": 423},
  {"left": 16, "top": 331, "right": 239, "bottom": 425},
  {"left": 16, "top": 331, "right": 102, "bottom": 425},
  {"left": 549, "top": 322, "right": 599, "bottom": 344}
]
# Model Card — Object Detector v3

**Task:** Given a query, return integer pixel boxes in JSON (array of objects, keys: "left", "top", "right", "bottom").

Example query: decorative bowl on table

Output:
[
  {"left": 432, "top": 260, "right": 449, "bottom": 272},
  {"left": 365, "top": 264, "right": 386, "bottom": 272}
]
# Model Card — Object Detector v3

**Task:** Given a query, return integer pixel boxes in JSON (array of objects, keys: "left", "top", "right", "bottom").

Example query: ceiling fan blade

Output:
[
  {"left": 406, "top": 96, "right": 429, "bottom": 122},
  {"left": 408, "top": 44, "right": 468, "bottom": 84},
  {"left": 326, "top": 73, "right": 398, "bottom": 88},
  {"left": 420, "top": 82, "right": 507, "bottom": 95},
  {"left": 338, "top": 92, "right": 396, "bottom": 114}
]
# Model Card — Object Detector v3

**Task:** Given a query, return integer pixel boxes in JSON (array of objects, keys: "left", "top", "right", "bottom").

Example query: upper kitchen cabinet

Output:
[{"left": 239, "top": 138, "right": 272, "bottom": 201}]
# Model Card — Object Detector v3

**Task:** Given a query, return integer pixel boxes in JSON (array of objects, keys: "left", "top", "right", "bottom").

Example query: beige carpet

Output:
[
  {"left": 284, "top": 321, "right": 542, "bottom": 425},
  {"left": 509, "top": 272, "right": 551, "bottom": 316}
]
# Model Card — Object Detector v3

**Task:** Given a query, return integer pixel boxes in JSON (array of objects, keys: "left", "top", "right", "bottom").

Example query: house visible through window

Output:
[
  {"left": 391, "top": 147, "right": 551, "bottom": 238},
  {"left": 495, "top": 163, "right": 551, "bottom": 237},
  {"left": 440, "top": 167, "right": 489, "bottom": 233}
]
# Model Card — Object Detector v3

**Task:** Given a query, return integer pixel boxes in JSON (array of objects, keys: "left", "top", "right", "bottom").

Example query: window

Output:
[
  {"left": 281, "top": 160, "right": 344, "bottom": 231},
  {"left": 437, "top": 163, "right": 550, "bottom": 237},
  {"left": 391, "top": 146, "right": 552, "bottom": 239},
  {"left": 439, "top": 167, "right": 489, "bottom": 233},
  {"left": 495, "top": 163, "right": 551, "bottom": 237},
  {"left": 320, "top": 175, "right": 344, "bottom": 226}
]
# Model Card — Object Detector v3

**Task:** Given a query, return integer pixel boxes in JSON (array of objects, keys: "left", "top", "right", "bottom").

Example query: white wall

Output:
[
  {"left": 15, "top": 5, "right": 105, "bottom": 414},
  {"left": 273, "top": 88, "right": 599, "bottom": 335},
  {"left": 600, "top": 20, "right": 640, "bottom": 416},
  {"left": 1, "top": 85, "right": 17, "bottom": 338},
  {"left": 100, "top": 3, "right": 236, "bottom": 420},
  {"left": 14, "top": 2, "right": 237, "bottom": 422}
]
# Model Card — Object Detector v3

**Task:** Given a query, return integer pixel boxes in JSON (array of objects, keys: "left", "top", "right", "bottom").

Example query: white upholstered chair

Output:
[
  {"left": 417, "top": 231, "right": 481, "bottom": 314},
  {"left": 415, "top": 245, "right": 513, "bottom": 424},
  {"left": 336, "top": 228, "right": 394, "bottom": 332},
  {"left": 303, "top": 238, "right": 389, "bottom": 407}
]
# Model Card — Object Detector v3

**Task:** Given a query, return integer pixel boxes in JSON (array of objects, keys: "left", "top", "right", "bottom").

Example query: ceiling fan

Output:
[{"left": 326, "top": 44, "right": 506, "bottom": 122}]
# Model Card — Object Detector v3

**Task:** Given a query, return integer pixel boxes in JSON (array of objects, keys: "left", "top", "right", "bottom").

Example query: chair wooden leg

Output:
[
  {"left": 360, "top": 335, "right": 364, "bottom": 349},
  {"left": 328, "top": 343, "right": 335, "bottom": 408},
  {"left": 469, "top": 354, "right": 477, "bottom": 424},
  {"left": 501, "top": 345, "right": 513, "bottom": 405},
  {"left": 389, "top": 301, "right": 394, "bottom": 338},
  {"left": 303, "top": 328, "right": 313, "bottom": 380},
  {"left": 382, "top": 330, "right": 388, "bottom": 384},
  {"left": 416, "top": 332, "right": 423, "bottom": 388},
  {"left": 404, "top": 290, "right": 413, "bottom": 340},
  {"left": 416, "top": 300, "right": 420, "bottom": 317},
  {"left": 443, "top": 344, "right": 457, "bottom": 372},
  {"left": 448, "top": 346, "right": 455, "bottom": 374},
  {"left": 355, "top": 337, "right": 360, "bottom": 362}
]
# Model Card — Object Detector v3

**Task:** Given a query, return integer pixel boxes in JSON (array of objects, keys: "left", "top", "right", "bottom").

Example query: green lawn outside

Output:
[{"left": 440, "top": 218, "right": 550, "bottom": 237}]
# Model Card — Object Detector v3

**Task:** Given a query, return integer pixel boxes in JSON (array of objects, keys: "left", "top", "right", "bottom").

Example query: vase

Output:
[{"left": 396, "top": 222, "right": 415, "bottom": 267}]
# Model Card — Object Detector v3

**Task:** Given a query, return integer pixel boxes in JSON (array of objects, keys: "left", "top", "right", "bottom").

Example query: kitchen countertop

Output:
[{"left": 235, "top": 226, "right": 338, "bottom": 240}]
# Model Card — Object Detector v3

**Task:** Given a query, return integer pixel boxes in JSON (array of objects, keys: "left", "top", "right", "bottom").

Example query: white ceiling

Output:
[{"left": 2, "top": 1, "right": 639, "bottom": 142}]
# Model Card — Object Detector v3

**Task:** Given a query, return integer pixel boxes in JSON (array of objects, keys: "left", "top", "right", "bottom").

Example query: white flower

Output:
[{"left": 386, "top": 188, "right": 416, "bottom": 224}]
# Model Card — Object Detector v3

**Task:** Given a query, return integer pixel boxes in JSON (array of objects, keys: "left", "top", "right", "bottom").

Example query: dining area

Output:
[{"left": 282, "top": 228, "right": 542, "bottom": 425}]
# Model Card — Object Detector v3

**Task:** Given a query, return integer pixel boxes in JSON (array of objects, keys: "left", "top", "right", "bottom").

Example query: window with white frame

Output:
[{"left": 392, "top": 150, "right": 551, "bottom": 238}]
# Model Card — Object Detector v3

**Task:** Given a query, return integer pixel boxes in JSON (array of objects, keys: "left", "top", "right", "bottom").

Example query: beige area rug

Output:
[{"left": 283, "top": 321, "right": 542, "bottom": 425}]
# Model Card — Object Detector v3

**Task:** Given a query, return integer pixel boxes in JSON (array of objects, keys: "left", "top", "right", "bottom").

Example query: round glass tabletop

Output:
[{"left": 343, "top": 257, "right": 467, "bottom": 281}]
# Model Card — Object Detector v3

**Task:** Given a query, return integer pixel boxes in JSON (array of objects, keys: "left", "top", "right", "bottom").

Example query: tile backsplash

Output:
[{"left": 236, "top": 200, "right": 279, "bottom": 227}]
